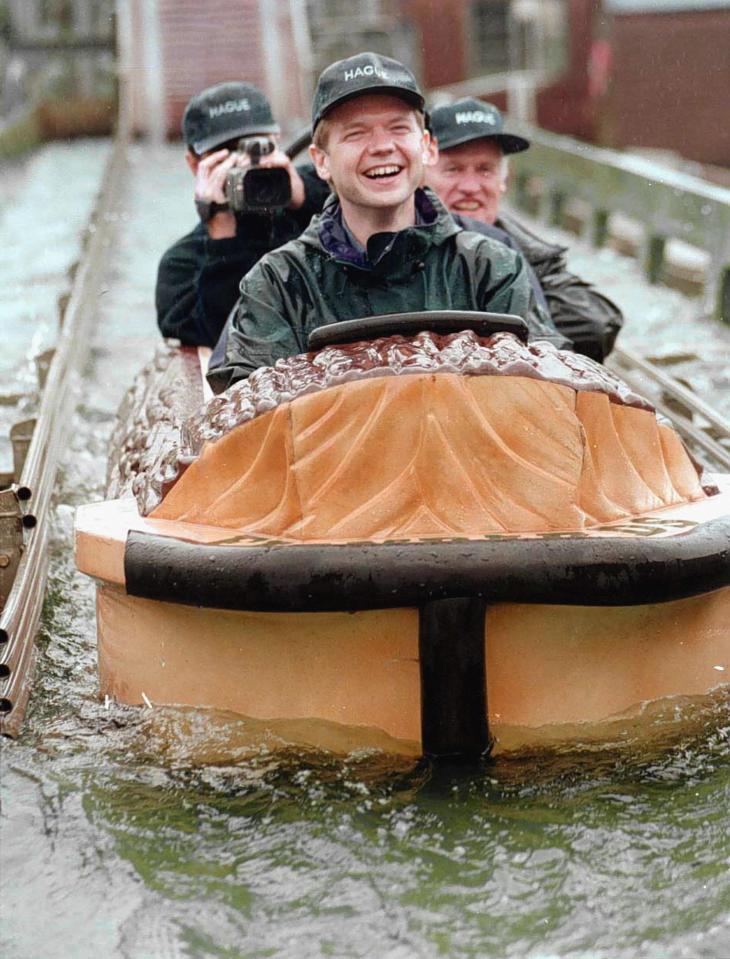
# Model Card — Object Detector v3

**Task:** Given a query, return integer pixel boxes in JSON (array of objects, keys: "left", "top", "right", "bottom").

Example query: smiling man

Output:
[
  {"left": 207, "top": 54, "right": 566, "bottom": 393},
  {"left": 425, "top": 98, "right": 623, "bottom": 362}
]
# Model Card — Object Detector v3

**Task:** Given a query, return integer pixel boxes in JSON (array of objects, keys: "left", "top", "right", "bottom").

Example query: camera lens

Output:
[{"left": 243, "top": 168, "right": 291, "bottom": 210}]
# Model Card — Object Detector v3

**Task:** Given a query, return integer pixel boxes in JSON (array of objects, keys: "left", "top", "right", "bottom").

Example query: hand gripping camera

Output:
[{"left": 225, "top": 137, "right": 292, "bottom": 212}]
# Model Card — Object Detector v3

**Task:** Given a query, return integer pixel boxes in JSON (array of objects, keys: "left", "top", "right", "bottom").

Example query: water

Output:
[
  {"left": 1, "top": 142, "right": 729, "bottom": 959},
  {"left": 0, "top": 139, "right": 110, "bottom": 376},
  {"left": 4, "top": 576, "right": 730, "bottom": 959},
  {"left": 0, "top": 139, "right": 110, "bottom": 471}
]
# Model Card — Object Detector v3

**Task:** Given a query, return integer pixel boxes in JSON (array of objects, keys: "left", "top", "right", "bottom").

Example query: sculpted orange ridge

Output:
[
  {"left": 152, "top": 370, "right": 705, "bottom": 539},
  {"left": 133, "top": 330, "right": 658, "bottom": 515}
]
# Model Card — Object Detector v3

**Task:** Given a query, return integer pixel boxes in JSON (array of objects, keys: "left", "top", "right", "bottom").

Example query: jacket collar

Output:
[{"left": 301, "top": 187, "right": 460, "bottom": 276}]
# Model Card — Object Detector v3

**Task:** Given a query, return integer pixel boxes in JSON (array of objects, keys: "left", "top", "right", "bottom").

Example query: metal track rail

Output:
[
  {"left": 0, "top": 135, "right": 127, "bottom": 736},
  {"left": 609, "top": 346, "right": 730, "bottom": 472}
]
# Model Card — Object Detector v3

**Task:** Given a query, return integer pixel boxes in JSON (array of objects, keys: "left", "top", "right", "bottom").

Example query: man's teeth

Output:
[
  {"left": 365, "top": 165, "right": 401, "bottom": 179},
  {"left": 455, "top": 201, "right": 481, "bottom": 210}
]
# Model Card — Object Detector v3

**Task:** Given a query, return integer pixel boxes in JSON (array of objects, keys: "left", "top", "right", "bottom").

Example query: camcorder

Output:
[{"left": 225, "top": 136, "right": 291, "bottom": 212}]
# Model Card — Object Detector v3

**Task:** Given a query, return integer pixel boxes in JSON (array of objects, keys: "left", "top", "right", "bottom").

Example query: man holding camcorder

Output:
[{"left": 156, "top": 81, "right": 329, "bottom": 348}]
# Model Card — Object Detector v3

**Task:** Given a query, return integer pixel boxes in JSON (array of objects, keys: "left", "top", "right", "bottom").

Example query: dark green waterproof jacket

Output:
[{"left": 207, "top": 188, "right": 565, "bottom": 393}]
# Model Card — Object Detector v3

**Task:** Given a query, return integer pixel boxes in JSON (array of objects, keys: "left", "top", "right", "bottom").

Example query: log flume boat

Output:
[{"left": 75, "top": 312, "right": 730, "bottom": 757}]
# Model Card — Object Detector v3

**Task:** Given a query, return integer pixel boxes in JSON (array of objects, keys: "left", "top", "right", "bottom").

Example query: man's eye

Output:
[{"left": 391, "top": 124, "right": 412, "bottom": 134}]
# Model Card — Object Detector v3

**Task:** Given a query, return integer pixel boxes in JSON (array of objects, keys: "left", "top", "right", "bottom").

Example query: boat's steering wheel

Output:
[{"left": 307, "top": 311, "right": 529, "bottom": 352}]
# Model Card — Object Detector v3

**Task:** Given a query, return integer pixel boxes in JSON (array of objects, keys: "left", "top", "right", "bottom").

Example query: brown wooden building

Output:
[
  {"left": 402, "top": 0, "right": 730, "bottom": 166},
  {"left": 603, "top": 0, "right": 730, "bottom": 167}
]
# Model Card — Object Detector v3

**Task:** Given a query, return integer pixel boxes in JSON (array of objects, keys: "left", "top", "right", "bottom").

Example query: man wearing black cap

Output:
[
  {"left": 425, "top": 97, "right": 623, "bottom": 363},
  {"left": 156, "top": 81, "right": 329, "bottom": 347},
  {"left": 208, "top": 54, "right": 565, "bottom": 392}
]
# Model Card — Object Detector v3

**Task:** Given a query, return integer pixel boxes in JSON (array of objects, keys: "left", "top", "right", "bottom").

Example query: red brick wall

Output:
[
  {"left": 608, "top": 9, "right": 730, "bottom": 166},
  {"left": 124, "top": 0, "right": 308, "bottom": 140},
  {"left": 158, "top": 0, "right": 265, "bottom": 139}
]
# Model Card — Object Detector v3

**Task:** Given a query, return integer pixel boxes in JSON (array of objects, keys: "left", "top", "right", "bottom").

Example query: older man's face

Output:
[{"left": 425, "top": 138, "right": 506, "bottom": 225}]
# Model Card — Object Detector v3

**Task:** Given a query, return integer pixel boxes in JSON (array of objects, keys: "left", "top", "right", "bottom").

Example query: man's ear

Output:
[
  {"left": 185, "top": 149, "right": 200, "bottom": 175},
  {"left": 422, "top": 130, "right": 438, "bottom": 166},
  {"left": 499, "top": 154, "right": 509, "bottom": 193},
  {"left": 309, "top": 143, "right": 331, "bottom": 183}
]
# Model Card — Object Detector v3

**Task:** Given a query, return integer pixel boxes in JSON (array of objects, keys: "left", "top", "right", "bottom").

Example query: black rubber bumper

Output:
[{"left": 125, "top": 516, "right": 730, "bottom": 612}]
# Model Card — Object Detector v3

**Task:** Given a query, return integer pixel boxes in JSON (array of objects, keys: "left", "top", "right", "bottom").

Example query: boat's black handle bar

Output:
[
  {"left": 308, "top": 311, "right": 529, "bottom": 351},
  {"left": 126, "top": 515, "right": 730, "bottom": 614}
]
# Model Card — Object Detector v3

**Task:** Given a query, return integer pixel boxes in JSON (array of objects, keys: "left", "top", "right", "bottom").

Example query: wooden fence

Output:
[{"left": 506, "top": 121, "right": 730, "bottom": 323}]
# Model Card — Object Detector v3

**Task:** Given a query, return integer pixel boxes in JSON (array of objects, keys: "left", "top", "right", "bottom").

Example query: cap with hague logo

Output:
[
  {"left": 429, "top": 97, "right": 529, "bottom": 154},
  {"left": 182, "top": 81, "right": 280, "bottom": 155},
  {"left": 312, "top": 52, "right": 425, "bottom": 131}
]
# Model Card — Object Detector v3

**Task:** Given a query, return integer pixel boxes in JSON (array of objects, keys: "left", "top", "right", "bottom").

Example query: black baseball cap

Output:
[
  {"left": 182, "top": 81, "right": 280, "bottom": 154},
  {"left": 429, "top": 98, "right": 529, "bottom": 154},
  {"left": 312, "top": 52, "right": 425, "bottom": 131}
]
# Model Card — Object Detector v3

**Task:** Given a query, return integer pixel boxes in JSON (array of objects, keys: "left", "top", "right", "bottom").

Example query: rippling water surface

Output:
[
  {"left": 1, "top": 143, "right": 729, "bottom": 959},
  {"left": 0, "top": 140, "right": 110, "bottom": 471}
]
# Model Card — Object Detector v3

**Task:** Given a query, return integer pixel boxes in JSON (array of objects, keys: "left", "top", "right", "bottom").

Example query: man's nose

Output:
[
  {"left": 368, "top": 127, "right": 395, "bottom": 153},
  {"left": 458, "top": 171, "right": 482, "bottom": 193}
]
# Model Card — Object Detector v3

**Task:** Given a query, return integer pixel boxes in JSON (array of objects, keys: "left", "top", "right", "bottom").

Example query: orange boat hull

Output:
[{"left": 95, "top": 583, "right": 730, "bottom": 751}]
